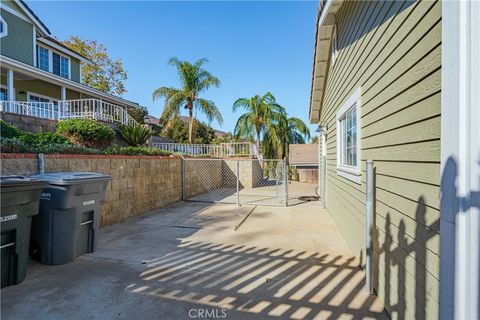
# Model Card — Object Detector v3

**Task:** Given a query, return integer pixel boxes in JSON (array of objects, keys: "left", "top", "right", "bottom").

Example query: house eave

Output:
[
  {"left": 1, "top": 55, "right": 138, "bottom": 108},
  {"left": 309, "top": 0, "right": 343, "bottom": 124}
]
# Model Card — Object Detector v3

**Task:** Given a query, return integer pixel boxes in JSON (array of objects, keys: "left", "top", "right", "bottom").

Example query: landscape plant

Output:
[
  {"left": 104, "top": 145, "right": 171, "bottom": 156},
  {"left": 117, "top": 124, "right": 152, "bottom": 147},
  {"left": 152, "top": 57, "right": 223, "bottom": 143},
  {"left": 232, "top": 92, "right": 285, "bottom": 158},
  {"left": 56, "top": 119, "right": 115, "bottom": 148}
]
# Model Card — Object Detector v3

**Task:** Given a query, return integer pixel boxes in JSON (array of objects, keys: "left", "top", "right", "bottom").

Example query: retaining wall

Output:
[{"left": 1, "top": 153, "right": 182, "bottom": 226}]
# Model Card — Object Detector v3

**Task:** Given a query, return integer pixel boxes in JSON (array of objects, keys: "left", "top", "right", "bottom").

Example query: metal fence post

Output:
[
  {"left": 365, "top": 160, "right": 374, "bottom": 294},
  {"left": 236, "top": 160, "right": 240, "bottom": 206},
  {"left": 283, "top": 158, "right": 288, "bottom": 207},
  {"left": 38, "top": 153, "right": 45, "bottom": 174}
]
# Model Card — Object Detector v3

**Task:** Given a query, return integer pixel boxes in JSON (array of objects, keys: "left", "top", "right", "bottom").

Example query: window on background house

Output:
[
  {"left": 336, "top": 88, "right": 361, "bottom": 183},
  {"left": 0, "top": 88, "right": 7, "bottom": 101},
  {"left": 53, "top": 53, "right": 69, "bottom": 78},
  {"left": 0, "top": 17, "right": 7, "bottom": 38},
  {"left": 37, "top": 46, "right": 49, "bottom": 71}
]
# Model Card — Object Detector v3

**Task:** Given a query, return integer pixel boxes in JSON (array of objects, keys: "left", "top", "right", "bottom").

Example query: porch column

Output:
[
  {"left": 6, "top": 69, "right": 14, "bottom": 101},
  {"left": 60, "top": 86, "right": 66, "bottom": 100},
  {"left": 59, "top": 86, "right": 67, "bottom": 119}
]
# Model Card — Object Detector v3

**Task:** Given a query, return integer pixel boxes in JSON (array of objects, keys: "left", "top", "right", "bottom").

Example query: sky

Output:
[{"left": 29, "top": 1, "right": 319, "bottom": 136}]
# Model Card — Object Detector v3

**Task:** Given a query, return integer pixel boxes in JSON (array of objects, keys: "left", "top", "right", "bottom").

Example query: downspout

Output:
[{"left": 317, "top": 124, "right": 327, "bottom": 208}]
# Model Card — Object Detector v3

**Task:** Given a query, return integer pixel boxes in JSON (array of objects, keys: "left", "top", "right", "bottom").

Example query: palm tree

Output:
[
  {"left": 232, "top": 92, "right": 284, "bottom": 158},
  {"left": 270, "top": 112, "right": 311, "bottom": 159},
  {"left": 152, "top": 57, "right": 223, "bottom": 143}
]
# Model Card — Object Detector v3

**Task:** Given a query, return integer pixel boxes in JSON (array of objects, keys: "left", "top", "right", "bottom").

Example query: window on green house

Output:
[
  {"left": 37, "top": 46, "right": 49, "bottom": 71},
  {"left": 53, "top": 53, "right": 69, "bottom": 78},
  {"left": 336, "top": 88, "right": 361, "bottom": 183},
  {"left": 0, "top": 17, "right": 7, "bottom": 38}
]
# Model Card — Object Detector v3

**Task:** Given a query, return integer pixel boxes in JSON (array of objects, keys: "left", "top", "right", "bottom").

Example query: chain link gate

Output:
[{"left": 182, "top": 158, "right": 288, "bottom": 207}]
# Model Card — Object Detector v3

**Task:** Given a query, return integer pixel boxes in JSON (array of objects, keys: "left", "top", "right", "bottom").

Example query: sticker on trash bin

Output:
[
  {"left": 41, "top": 192, "right": 51, "bottom": 200},
  {"left": 0, "top": 214, "right": 17, "bottom": 222},
  {"left": 83, "top": 200, "right": 95, "bottom": 206}
]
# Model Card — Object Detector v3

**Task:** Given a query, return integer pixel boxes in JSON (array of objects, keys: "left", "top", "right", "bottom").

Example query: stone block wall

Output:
[
  {"left": 1, "top": 112, "right": 57, "bottom": 133},
  {"left": 1, "top": 153, "right": 182, "bottom": 226},
  {"left": 1, "top": 112, "right": 128, "bottom": 146},
  {"left": 223, "top": 159, "right": 263, "bottom": 188}
]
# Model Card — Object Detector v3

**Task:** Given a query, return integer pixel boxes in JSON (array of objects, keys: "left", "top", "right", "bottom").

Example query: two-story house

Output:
[{"left": 0, "top": 0, "right": 138, "bottom": 127}]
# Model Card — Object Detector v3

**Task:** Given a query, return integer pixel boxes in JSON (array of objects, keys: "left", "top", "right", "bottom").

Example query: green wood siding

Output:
[
  {"left": 70, "top": 58, "right": 81, "bottom": 83},
  {"left": 317, "top": 1, "right": 441, "bottom": 319},
  {"left": 0, "top": 9, "right": 34, "bottom": 65}
]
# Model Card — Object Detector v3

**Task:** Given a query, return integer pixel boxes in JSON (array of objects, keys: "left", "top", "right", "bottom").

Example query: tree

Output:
[
  {"left": 127, "top": 105, "right": 148, "bottom": 124},
  {"left": 267, "top": 111, "right": 310, "bottom": 159},
  {"left": 63, "top": 36, "right": 127, "bottom": 96},
  {"left": 162, "top": 116, "right": 216, "bottom": 144},
  {"left": 232, "top": 92, "right": 284, "bottom": 158},
  {"left": 311, "top": 135, "right": 319, "bottom": 144},
  {"left": 152, "top": 57, "right": 223, "bottom": 143}
]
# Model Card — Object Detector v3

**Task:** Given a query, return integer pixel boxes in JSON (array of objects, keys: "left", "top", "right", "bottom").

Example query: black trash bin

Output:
[
  {"left": 29, "top": 172, "right": 111, "bottom": 265},
  {"left": 1, "top": 176, "right": 47, "bottom": 288}
]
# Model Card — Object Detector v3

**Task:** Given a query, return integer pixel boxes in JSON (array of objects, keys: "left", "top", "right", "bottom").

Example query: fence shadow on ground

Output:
[{"left": 125, "top": 240, "right": 387, "bottom": 319}]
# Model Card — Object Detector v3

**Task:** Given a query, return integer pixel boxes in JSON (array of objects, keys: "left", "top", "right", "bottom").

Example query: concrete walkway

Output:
[{"left": 1, "top": 182, "right": 387, "bottom": 320}]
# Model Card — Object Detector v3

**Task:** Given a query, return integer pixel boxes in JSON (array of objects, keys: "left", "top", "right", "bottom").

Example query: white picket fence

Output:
[
  {"left": 0, "top": 99, "right": 137, "bottom": 126},
  {"left": 152, "top": 142, "right": 258, "bottom": 158}
]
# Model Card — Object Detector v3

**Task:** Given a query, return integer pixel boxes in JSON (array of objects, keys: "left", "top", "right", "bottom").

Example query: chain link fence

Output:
[{"left": 182, "top": 158, "right": 288, "bottom": 207}]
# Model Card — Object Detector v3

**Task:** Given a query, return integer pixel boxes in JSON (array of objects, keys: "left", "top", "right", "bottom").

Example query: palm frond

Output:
[{"left": 196, "top": 98, "right": 223, "bottom": 125}]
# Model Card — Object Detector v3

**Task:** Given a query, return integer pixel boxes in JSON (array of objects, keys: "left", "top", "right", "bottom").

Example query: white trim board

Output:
[{"left": 439, "top": 1, "right": 480, "bottom": 319}]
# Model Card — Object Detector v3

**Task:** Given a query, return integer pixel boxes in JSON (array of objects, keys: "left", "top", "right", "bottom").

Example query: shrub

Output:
[
  {"left": 56, "top": 119, "right": 115, "bottom": 148},
  {"left": 117, "top": 124, "right": 152, "bottom": 147},
  {"left": 35, "top": 144, "right": 100, "bottom": 155},
  {"left": 104, "top": 145, "right": 171, "bottom": 156},
  {"left": 19, "top": 132, "right": 70, "bottom": 147},
  {"left": 0, "top": 120, "right": 21, "bottom": 138},
  {"left": 0, "top": 137, "right": 28, "bottom": 153}
]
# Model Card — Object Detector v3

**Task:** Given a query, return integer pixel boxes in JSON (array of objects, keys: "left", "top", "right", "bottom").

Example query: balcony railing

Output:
[
  {"left": 152, "top": 142, "right": 258, "bottom": 158},
  {"left": 0, "top": 99, "right": 138, "bottom": 126}
]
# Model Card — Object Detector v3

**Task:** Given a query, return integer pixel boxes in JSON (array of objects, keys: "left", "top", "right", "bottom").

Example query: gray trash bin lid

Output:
[
  {"left": 1, "top": 176, "right": 47, "bottom": 188},
  {"left": 30, "top": 172, "right": 111, "bottom": 186}
]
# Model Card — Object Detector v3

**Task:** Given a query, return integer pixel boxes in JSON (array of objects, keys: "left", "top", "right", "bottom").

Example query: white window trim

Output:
[
  {"left": 0, "top": 16, "right": 7, "bottom": 38},
  {"left": 36, "top": 45, "right": 71, "bottom": 79},
  {"left": 336, "top": 87, "right": 361, "bottom": 184},
  {"left": 27, "top": 91, "right": 59, "bottom": 103},
  {"left": 331, "top": 24, "right": 337, "bottom": 65}
]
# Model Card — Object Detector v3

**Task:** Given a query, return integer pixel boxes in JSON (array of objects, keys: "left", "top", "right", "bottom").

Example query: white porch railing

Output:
[
  {"left": 0, "top": 99, "right": 137, "bottom": 126},
  {"left": 152, "top": 142, "right": 258, "bottom": 158}
]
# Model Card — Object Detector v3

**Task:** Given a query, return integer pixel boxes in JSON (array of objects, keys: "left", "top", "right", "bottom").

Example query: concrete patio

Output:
[{"left": 1, "top": 182, "right": 387, "bottom": 320}]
